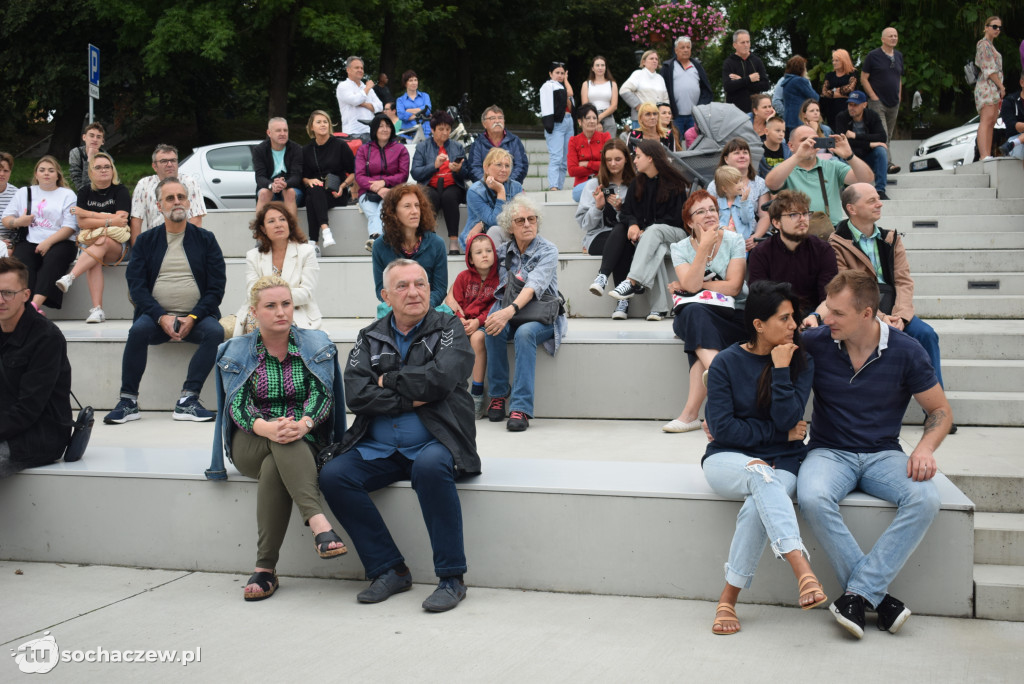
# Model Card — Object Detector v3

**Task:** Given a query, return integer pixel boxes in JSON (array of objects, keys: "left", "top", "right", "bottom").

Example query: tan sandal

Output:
[
  {"left": 711, "top": 602, "right": 741, "bottom": 635},
  {"left": 797, "top": 573, "right": 828, "bottom": 610}
]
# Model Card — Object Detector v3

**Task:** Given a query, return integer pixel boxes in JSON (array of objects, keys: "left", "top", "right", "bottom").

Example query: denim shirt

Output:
[
  {"left": 491, "top": 234, "right": 567, "bottom": 355},
  {"left": 206, "top": 326, "right": 346, "bottom": 478}
]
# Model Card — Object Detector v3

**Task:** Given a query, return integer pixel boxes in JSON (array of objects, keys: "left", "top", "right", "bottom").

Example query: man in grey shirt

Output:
[{"left": 104, "top": 177, "right": 225, "bottom": 425}]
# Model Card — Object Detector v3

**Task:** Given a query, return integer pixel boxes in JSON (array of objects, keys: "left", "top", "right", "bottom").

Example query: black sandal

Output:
[
  {"left": 243, "top": 571, "right": 278, "bottom": 601},
  {"left": 314, "top": 530, "right": 348, "bottom": 559}
]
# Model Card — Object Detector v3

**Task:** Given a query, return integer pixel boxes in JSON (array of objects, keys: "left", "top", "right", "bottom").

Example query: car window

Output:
[{"left": 207, "top": 145, "right": 255, "bottom": 172}]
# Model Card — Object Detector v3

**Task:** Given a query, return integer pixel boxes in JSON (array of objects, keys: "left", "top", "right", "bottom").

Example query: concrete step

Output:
[
  {"left": 0, "top": 445, "right": 976, "bottom": 617},
  {"left": 905, "top": 250, "right": 1024, "bottom": 271},
  {"left": 874, "top": 199, "right": 1024, "bottom": 216},
  {"left": 901, "top": 234, "right": 1024, "bottom": 251},
  {"left": 888, "top": 187, "right": 998, "bottom": 201},
  {"left": 974, "top": 564, "right": 1024, "bottom": 621},
  {"left": 57, "top": 320, "right": 1023, "bottom": 426},
  {"left": 888, "top": 172, "right": 991, "bottom": 189},
  {"left": 914, "top": 295, "right": 1024, "bottom": 319},
  {"left": 940, "top": 360, "right": 1024, "bottom": 392},
  {"left": 948, "top": 473, "right": 1024, "bottom": 514},
  {"left": 912, "top": 273, "right": 1024, "bottom": 295},
  {"left": 975, "top": 513, "right": 1024, "bottom": 566},
  {"left": 47, "top": 254, "right": 1024, "bottom": 322},
  {"left": 888, "top": 215, "right": 1024, "bottom": 232}
]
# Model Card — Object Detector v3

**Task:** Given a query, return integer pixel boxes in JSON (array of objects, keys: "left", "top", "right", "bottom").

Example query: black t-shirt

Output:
[
  {"left": 762, "top": 142, "right": 786, "bottom": 168},
  {"left": 77, "top": 184, "right": 131, "bottom": 215}
]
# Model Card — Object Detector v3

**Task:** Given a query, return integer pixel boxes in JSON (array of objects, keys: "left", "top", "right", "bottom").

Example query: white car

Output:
[
  {"left": 179, "top": 140, "right": 261, "bottom": 209},
  {"left": 910, "top": 115, "right": 1005, "bottom": 172}
]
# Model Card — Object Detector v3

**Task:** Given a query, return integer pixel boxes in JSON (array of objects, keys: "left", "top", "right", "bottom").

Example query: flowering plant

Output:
[{"left": 625, "top": 2, "right": 729, "bottom": 50}]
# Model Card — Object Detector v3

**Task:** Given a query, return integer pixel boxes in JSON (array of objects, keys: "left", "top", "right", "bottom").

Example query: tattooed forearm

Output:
[{"left": 923, "top": 409, "right": 948, "bottom": 435}]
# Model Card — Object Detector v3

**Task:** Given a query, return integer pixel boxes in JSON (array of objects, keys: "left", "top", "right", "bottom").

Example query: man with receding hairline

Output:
[
  {"left": 861, "top": 27, "right": 904, "bottom": 173},
  {"left": 319, "top": 259, "right": 479, "bottom": 613},
  {"left": 798, "top": 269, "right": 953, "bottom": 639},
  {"left": 252, "top": 117, "right": 304, "bottom": 216},
  {"left": 722, "top": 29, "right": 769, "bottom": 114}
]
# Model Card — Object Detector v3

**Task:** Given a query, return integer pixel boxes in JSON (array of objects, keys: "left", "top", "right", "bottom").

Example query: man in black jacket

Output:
[
  {"left": 835, "top": 91, "right": 890, "bottom": 199},
  {"left": 319, "top": 259, "right": 478, "bottom": 613},
  {"left": 0, "top": 257, "right": 71, "bottom": 477},
  {"left": 661, "top": 36, "right": 713, "bottom": 134},
  {"left": 998, "top": 76, "right": 1024, "bottom": 160},
  {"left": 252, "top": 117, "right": 304, "bottom": 216},
  {"left": 722, "top": 29, "right": 769, "bottom": 114}
]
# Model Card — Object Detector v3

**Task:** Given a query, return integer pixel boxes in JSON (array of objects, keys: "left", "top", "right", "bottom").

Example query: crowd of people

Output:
[{"left": 4, "top": 21, "right": 1005, "bottom": 626}]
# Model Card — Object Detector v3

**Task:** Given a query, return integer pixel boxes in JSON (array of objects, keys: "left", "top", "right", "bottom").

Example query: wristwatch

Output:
[
  {"left": 511, "top": 302, "right": 521, "bottom": 314},
  {"left": 302, "top": 417, "right": 314, "bottom": 430},
  {"left": 841, "top": 154, "right": 854, "bottom": 162}
]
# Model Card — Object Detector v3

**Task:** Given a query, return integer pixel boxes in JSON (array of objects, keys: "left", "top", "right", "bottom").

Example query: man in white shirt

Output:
[
  {"left": 336, "top": 57, "right": 382, "bottom": 141},
  {"left": 130, "top": 144, "right": 205, "bottom": 242}
]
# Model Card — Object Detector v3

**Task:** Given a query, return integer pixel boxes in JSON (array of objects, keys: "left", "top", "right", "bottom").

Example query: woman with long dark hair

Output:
[
  {"left": 701, "top": 279, "right": 824, "bottom": 634},
  {"left": 603, "top": 140, "right": 690, "bottom": 321},
  {"left": 580, "top": 55, "right": 619, "bottom": 135}
]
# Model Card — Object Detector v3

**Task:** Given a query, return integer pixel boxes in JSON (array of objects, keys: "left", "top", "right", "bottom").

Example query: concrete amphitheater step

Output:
[{"left": 975, "top": 513, "right": 1024, "bottom": 566}]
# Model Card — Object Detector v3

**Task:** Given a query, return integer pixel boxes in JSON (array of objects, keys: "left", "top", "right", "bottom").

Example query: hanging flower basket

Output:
[{"left": 625, "top": 2, "right": 729, "bottom": 52}]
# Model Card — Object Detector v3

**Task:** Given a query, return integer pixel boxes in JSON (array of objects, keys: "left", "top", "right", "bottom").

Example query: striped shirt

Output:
[{"left": 0, "top": 183, "right": 17, "bottom": 242}]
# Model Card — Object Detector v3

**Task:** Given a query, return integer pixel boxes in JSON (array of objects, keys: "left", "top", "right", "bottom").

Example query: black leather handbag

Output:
[{"left": 63, "top": 390, "right": 93, "bottom": 463}]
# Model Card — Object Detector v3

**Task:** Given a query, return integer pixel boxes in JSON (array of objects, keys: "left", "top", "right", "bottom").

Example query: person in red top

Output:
[
  {"left": 445, "top": 233, "right": 498, "bottom": 418},
  {"left": 568, "top": 104, "right": 612, "bottom": 202}
]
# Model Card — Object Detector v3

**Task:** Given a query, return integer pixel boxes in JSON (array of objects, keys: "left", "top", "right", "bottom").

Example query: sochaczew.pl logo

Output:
[{"left": 11, "top": 631, "right": 202, "bottom": 673}]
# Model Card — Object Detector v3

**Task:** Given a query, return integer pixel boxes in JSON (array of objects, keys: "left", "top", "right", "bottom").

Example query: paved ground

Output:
[{"left": 2, "top": 561, "right": 1022, "bottom": 683}]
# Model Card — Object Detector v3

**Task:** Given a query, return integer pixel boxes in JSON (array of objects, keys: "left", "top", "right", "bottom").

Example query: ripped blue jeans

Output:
[{"left": 702, "top": 452, "right": 806, "bottom": 589}]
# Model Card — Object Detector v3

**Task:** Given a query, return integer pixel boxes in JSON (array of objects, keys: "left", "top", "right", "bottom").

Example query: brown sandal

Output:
[
  {"left": 797, "top": 573, "right": 828, "bottom": 610},
  {"left": 711, "top": 602, "right": 741, "bottom": 635}
]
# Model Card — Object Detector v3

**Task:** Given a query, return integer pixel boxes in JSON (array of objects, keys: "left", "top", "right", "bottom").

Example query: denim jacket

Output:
[
  {"left": 491, "top": 234, "right": 567, "bottom": 355},
  {"left": 205, "top": 326, "right": 346, "bottom": 479}
]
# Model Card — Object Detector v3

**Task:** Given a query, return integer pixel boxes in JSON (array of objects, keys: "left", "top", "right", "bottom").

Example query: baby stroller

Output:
[{"left": 674, "top": 103, "right": 764, "bottom": 189}]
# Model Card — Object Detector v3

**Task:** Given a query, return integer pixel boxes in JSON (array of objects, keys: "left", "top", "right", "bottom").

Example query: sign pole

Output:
[{"left": 88, "top": 44, "right": 101, "bottom": 124}]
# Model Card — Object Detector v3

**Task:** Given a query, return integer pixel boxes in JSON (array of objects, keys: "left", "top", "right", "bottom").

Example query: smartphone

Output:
[
  {"left": 601, "top": 187, "right": 615, "bottom": 197},
  {"left": 173, "top": 317, "right": 181, "bottom": 333},
  {"left": 453, "top": 155, "right": 465, "bottom": 163},
  {"left": 813, "top": 137, "right": 836, "bottom": 150}
]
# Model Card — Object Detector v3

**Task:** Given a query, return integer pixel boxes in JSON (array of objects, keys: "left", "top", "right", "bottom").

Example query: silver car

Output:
[
  {"left": 910, "top": 115, "right": 1005, "bottom": 172},
  {"left": 179, "top": 140, "right": 261, "bottom": 209}
]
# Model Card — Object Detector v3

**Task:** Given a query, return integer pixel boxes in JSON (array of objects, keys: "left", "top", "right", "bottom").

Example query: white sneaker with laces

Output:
[
  {"left": 85, "top": 306, "right": 105, "bottom": 324},
  {"left": 322, "top": 228, "right": 336, "bottom": 248},
  {"left": 56, "top": 274, "right": 75, "bottom": 292}
]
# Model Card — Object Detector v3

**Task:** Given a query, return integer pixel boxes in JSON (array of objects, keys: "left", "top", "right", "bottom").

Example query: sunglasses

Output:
[{"left": 988, "top": 24, "right": 1002, "bottom": 30}]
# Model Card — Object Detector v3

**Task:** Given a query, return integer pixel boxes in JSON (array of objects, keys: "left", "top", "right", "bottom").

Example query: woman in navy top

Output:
[{"left": 701, "top": 280, "right": 826, "bottom": 634}]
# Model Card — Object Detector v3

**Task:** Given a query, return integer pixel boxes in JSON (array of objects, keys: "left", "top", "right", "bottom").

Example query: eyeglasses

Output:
[
  {"left": 512, "top": 215, "right": 539, "bottom": 226},
  {"left": 690, "top": 207, "right": 719, "bottom": 219},
  {"left": 988, "top": 24, "right": 1002, "bottom": 30},
  {"left": 155, "top": 158, "right": 178, "bottom": 165},
  {"left": 484, "top": 115, "right": 505, "bottom": 122},
  {"left": 93, "top": 165, "right": 113, "bottom": 171},
  {"left": 0, "top": 288, "right": 28, "bottom": 301},
  {"left": 163, "top": 193, "right": 189, "bottom": 202},
  {"left": 781, "top": 211, "right": 812, "bottom": 221}
]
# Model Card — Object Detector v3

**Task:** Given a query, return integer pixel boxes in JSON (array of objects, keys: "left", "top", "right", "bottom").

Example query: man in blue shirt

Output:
[
  {"left": 797, "top": 269, "right": 953, "bottom": 639},
  {"left": 319, "top": 259, "right": 479, "bottom": 613}
]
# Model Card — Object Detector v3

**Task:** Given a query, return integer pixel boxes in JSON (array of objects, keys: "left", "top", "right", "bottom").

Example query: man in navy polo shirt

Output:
[{"left": 797, "top": 269, "right": 953, "bottom": 640}]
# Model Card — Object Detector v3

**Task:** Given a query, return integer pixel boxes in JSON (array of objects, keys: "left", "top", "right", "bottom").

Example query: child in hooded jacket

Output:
[{"left": 445, "top": 233, "right": 499, "bottom": 417}]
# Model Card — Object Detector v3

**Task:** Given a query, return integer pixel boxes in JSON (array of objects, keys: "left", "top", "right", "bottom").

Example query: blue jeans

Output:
[
  {"left": 863, "top": 146, "right": 888, "bottom": 194},
  {"left": 255, "top": 187, "right": 305, "bottom": 206},
  {"left": 358, "top": 194, "right": 384, "bottom": 236},
  {"left": 703, "top": 452, "right": 805, "bottom": 589},
  {"left": 571, "top": 183, "right": 587, "bottom": 202},
  {"left": 674, "top": 114, "right": 694, "bottom": 136},
  {"left": 545, "top": 117, "right": 573, "bottom": 189},
  {"left": 485, "top": 320, "right": 554, "bottom": 417},
  {"left": 120, "top": 314, "right": 223, "bottom": 396},
  {"left": 902, "top": 316, "right": 944, "bottom": 387},
  {"left": 318, "top": 444, "right": 467, "bottom": 578},
  {"left": 796, "top": 447, "right": 940, "bottom": 608}
]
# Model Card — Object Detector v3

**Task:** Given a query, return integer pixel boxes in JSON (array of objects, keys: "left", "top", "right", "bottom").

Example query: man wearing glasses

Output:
[
  {"left": 130, "top": 144, "right": 206, "bottom": 240},
  {"left": 0, "top": 256, "right": 72, "bottom": 477},
  {"left": 104, "top": 177, "right": 225, "bottom": 425},
  {"left": 466, "top": 106, "right": 529, "bottom": 185},
  {"left": 748, "top": 190, "right": 837, "bottom": 329},
  {"left": 860, "top": 27, "right": 904, "bottom": 174}
]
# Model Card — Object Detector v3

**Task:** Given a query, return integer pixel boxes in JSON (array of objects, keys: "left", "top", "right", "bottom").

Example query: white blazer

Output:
[{"left": 233, "top": 241, "right": 322, "bottom": 336}]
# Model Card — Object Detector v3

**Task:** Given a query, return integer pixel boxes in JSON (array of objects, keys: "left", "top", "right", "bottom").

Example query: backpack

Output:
[
  {"left": 964, "top": 60, "right": 981, "bottom": 85},
  {"left": 772, "top": 80, "right": 786, "bottom": 117}
]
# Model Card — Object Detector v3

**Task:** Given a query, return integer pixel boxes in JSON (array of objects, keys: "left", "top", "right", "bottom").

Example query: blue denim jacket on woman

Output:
[{"left": 205, "top": 326, "right": 347, "bottom": 479}]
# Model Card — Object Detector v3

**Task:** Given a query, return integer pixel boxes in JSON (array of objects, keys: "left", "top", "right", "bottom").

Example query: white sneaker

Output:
[
  {"left": 365, "top": 233, "right": 380, "bottom": 253},
  {"left": 56, "top": 274, "right": 75, "bottom": 292},
  {"left": 85, "top": 306, "right": 105, "bottom": 324},
  {"left": 321, "top": 228, "right": 336, "bottom": 248}
]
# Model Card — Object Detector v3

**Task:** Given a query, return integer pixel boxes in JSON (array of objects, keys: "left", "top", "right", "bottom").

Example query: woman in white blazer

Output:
[{"left": 233, "top": 202, "right": 322, "bottom": 336}]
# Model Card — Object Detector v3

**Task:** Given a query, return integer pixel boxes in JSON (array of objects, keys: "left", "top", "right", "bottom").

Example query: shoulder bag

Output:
[{"left": 501, "top": 250, "right": 564, "bottom": 325}]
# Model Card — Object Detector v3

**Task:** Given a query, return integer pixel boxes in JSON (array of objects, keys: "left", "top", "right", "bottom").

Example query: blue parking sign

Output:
[{"left": 89, "top": 44, "right": 100, "bottom": 86}]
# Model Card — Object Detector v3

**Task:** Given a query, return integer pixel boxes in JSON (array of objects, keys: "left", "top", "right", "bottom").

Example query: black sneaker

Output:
[
  {"left": 878, "top": 190, "right": 891, "bottom": 200},
  {"left": 507, "top": 410, "right": 529, "bottom": 431},
  {"left": 999, "top": 140, "right": 1014, "bottom": 156},
  {"left": 487, "top": 397, "right": 507, "bottom": 422},
  {"left": 875, "top": 594, "right": 911, "bottom": 634},
  {"left": 609, "top": 280, "right": 644, "bottom": 300},
  {"left": 830, "top": 593, "right": 866, "bottom": 639}
]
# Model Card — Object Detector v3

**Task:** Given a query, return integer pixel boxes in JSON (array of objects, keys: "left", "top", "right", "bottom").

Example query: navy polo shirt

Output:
[{"left": 803, "top": 323, "right": 938, "bottom": 453}]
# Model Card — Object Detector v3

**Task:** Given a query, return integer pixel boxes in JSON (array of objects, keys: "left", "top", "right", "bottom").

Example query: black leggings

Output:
[
  {"left": 14, "top": 239, "right": 78, "bottom": 309},
  {"left": 304, "top": 185, "right": 349, "bottom": 241},
  {"left": 596, "top": 224, "right": 636, "bottom": 286},
  {"left": 422, "top": 184, "right": 466, "bottom": 239}
]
